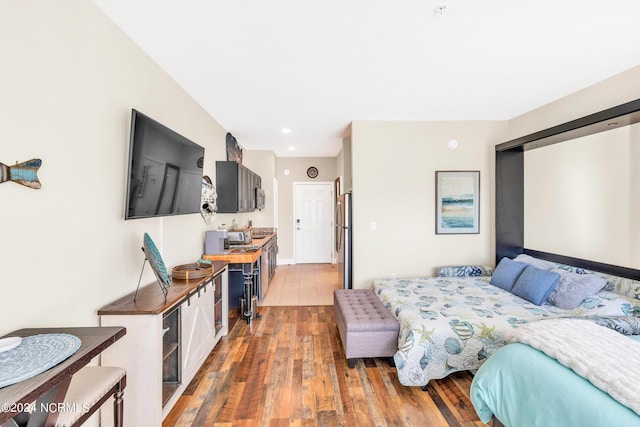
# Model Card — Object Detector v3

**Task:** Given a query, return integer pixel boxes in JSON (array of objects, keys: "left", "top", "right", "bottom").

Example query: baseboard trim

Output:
[{"left": 277, "top": 258, "right": 336, "bottom": 265}]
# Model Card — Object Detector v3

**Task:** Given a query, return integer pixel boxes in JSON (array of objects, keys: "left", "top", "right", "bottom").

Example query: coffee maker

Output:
[{"left": 205, "top": 230, "right": 229, "bottom": 254}]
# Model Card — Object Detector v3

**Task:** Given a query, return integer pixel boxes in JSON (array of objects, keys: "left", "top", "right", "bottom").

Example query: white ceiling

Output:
[{"left": 92, "top": 0, "right": 640, "bottom": 157}]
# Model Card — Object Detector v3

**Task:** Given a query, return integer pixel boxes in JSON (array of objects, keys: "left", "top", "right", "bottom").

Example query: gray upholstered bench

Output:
[{"left": 334, "top": 289, "right": 400, "bottom": 368}]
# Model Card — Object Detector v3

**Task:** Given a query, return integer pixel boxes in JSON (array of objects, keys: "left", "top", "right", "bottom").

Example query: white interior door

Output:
[{"left": 294, "top": 182, "right": 333, "bottom": 263}]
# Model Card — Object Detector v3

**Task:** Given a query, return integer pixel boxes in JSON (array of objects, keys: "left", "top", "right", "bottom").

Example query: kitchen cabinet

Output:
[
  {"left": 181, "top": 273, "right": 223, "bottom": 383},
  {"left": 258, "top": 235, "right": 277, "bottom": 299},
  {"left": 216, "top": 161, "right": 262, "bottom": 213},
  {"left": 266, "top": 234, "right": 278, "bottom": 283}
]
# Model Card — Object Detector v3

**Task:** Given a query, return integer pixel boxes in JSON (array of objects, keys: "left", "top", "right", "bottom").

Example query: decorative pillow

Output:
[
  {"left": 579, "top": 315, "right": 640, "bottom": 335},
  {"left": 490, "top": 258, "right": 528, "bottom": 291},
  {"left": 547, "top": 269, "right": 607, "bottom": 310},
  {"left": 437, "top": 265, "right": 494, "bottom": 277},
  {"left": 513, "top": 254, "right": 558, "bottom": 271},
  {"left": 511, "top": 265, "right": 560, "bottom": 305}
]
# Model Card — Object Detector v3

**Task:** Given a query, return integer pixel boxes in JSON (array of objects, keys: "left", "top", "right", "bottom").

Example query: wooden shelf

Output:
[{"left": 162, "top": 342, "right": 179, "bottom": 361}]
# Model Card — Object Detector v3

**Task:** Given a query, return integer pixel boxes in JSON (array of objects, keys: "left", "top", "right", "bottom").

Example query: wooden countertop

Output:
[
  {"left": 202, "top": 232, "right": 276, "bottom": 264},
  {"left": 203, "top": 248, "right": 262, "bottom": 264},
  {"left": 98, "top": 260, "right": 228, "bottom": 316}
]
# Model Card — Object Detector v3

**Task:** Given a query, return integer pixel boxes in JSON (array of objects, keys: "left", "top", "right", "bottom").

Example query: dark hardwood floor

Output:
[{"left": 163, "top": 306, "right": 491, "bottom": 427}]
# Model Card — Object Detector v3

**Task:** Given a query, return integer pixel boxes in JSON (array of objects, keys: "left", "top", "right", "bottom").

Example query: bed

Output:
[
  {"left": 470, "top": 317, "right": 640, "bottom": 427},
  {"left": 370, "top": 258, "right": 640, "bottom": 388}
]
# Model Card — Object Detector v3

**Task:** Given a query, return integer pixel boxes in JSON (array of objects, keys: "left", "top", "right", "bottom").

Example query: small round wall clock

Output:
[{"left": 307, "top": 166, "right": 318, "bottom": 178}]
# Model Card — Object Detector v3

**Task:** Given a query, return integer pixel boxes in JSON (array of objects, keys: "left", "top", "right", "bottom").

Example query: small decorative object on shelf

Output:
[
  {"left": 226, "top": 132, "right": 243, "bottom": 163},
  {"left": 0, "top": 158, "right": 42, "bottom": 189},
  {"left": 307, "top": 166, "right": 318, "bottom": 178},
  {"left": 136, "top": 233, "right": 172, "bottom": 300},
  {"left": 171, "top": 262, "right": 214, "bottom": 280}
]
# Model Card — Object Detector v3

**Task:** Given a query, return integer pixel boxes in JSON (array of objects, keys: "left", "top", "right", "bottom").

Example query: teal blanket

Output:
[{"left": 470, "top": 336, "right": 640, "bottom": 427}]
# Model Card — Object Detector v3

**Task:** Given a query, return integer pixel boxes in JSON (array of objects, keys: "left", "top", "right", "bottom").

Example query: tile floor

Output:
[{"left": 259, "top": 263, "right": 341, "bottom": 306}]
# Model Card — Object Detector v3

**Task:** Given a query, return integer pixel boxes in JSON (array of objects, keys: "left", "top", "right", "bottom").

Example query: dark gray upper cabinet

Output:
[{"left": 216, "top": 161, "right": 261, "bottom": 213}]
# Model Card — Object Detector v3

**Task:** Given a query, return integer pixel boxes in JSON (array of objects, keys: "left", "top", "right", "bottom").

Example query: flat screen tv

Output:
[{"left": 125, "top": 109, "right": 205, "bottom": 220}]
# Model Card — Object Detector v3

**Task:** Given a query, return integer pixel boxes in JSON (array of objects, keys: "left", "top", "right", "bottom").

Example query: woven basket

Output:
[{"left": 171, "top": 263, "right": 213, "bottom": 280}]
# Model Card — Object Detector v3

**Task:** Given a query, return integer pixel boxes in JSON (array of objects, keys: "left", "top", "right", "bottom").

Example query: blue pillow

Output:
[
  {"left": 490, "top": 258, "right": 528, "bottom": 291},
  {"left": 511, "top": 265, "right": 560, "bottom": 305}
]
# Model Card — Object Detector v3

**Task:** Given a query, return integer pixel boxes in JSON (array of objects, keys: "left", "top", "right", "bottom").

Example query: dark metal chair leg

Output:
[{"left": 113, "top": 380, "right": 125, "bottom": 427}]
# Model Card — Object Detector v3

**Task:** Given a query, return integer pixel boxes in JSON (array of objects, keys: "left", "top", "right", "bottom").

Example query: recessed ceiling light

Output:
[
  {"left": 288, "top": 146, "right": 295, "bottom": 151},
  {"left": 282, "top": 128, "right": 291, "bottom": 134}
]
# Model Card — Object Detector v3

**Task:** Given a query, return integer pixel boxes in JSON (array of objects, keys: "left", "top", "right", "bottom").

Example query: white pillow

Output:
[{"left": 513, "top": 254, "right": 557, "bottom": 271}]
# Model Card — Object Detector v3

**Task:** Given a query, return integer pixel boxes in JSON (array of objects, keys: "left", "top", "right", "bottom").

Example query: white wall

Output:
[
  {"left": 524, "top": 126, "right": 634, "bottom": 266},
  {"left": 631, "top": 124, "right": 640, "bottom": 267},
  {"left": 507, "top": 65, "right": 640, "bottom": 139},
  {"left": 350, "top": 121, "right": 507, "bottom": 289},
  {"left": 0, "top": 0, "right": 228, "bottom": 335}
]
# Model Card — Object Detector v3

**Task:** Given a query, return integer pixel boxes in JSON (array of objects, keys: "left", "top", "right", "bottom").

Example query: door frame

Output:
[{"left": 292, "top": 181, "right": 335, "bottom": 264}]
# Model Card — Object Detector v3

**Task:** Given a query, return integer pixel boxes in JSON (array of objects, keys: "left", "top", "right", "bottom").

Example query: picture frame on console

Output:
[{"left": 435, "top": 170, "right": 480, "bottom": 234}]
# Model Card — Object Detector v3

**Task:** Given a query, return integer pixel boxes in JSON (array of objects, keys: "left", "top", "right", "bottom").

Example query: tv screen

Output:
[{"left": 125, "top": 109, "right": 205, "bottom": 220}]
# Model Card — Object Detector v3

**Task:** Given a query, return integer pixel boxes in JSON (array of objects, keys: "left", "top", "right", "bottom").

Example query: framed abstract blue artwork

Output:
[{"left": 436, "top": 171, "right": 480, "bottom": 234}]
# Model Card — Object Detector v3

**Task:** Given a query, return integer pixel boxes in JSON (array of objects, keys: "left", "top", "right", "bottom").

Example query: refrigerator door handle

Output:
[{"left": 335, "top": 201, "right": 341, "bottom": 251}]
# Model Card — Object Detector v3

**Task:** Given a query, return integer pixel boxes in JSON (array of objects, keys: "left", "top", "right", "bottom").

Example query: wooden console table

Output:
[
  {"left": 98, "top": 261, "right": 229, "bottom": 426},
  {"left": 0, "top": 326, "right": 126, "bottom": 426}
]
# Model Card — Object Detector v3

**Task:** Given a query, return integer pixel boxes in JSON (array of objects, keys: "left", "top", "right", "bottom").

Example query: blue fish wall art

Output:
[{"left": 0, "top": 159, "right": 42, "bottom": 189}]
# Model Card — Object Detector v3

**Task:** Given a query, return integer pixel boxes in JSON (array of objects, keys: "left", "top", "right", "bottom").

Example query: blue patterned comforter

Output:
[{"left": 371, "top": 276, "right": 640, "bottom": 387}]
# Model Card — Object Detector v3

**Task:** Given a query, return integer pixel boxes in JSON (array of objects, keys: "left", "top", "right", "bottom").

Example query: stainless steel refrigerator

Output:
[{"left": 335, "top": 192, "right": 352, "bottom": 289}]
